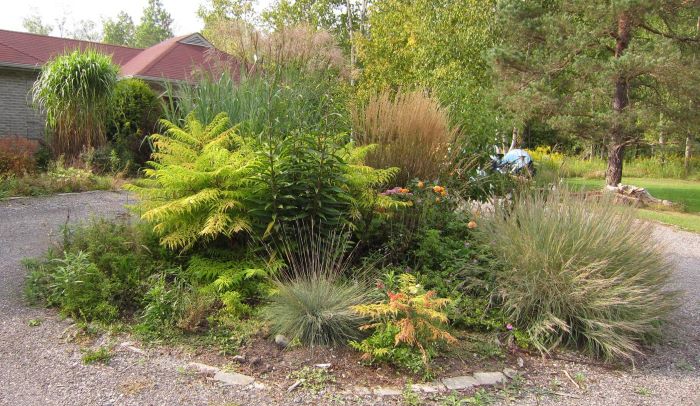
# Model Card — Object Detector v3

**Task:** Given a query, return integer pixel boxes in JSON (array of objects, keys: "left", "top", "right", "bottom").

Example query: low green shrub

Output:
[
  {"left": 25, "top": 219, "right": 176, "bottom": 322},
  {"left": 107, "top": 78, "right": 161, "bottom": 168},
  {"left": 28, "top": 251, "right": 118, "bottom": 321},
  {"left": 481, "top": 189, "right": 678, "bottom": 360}
]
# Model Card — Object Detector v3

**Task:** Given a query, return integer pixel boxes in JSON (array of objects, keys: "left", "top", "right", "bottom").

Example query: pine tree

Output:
[{"left": 493, "top": 0, "right": 700, "bottom": 186}]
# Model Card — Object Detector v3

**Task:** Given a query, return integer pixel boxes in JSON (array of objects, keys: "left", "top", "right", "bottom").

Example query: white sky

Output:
[{"left": 0, "top": 0, "right": 272, "bottom": 37}]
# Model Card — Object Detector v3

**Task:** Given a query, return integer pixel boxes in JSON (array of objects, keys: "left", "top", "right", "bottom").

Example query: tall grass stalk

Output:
[
  {"left": 32, "top": 50, "right": 118, "bottom": 157},
  {"left": 481, "top": 190, "right": 678, "bottom": 361},
  {"left": 352, "top": 90, "right": 456, "bottom": 185}
]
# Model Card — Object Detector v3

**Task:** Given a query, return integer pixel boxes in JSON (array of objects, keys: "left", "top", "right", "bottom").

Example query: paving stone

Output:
[
  {"left": 373, "top": 387, "right": 402, "bottom": 396},
  {"left": 474, "top": 371, "right": 507, "bottom": 386},
  {"left": 412, "top": 383, "right": 446, "bottom": 393},
  {"left": 442, "top": 375, "right": 478, "bottom": 390},
  {"left": 187, "top": 362, "right": 219, "bottom": 375},
  {"left": 351, "top": 386, "right": 372, "bottom": 395},
  {"left": 503, "top": 368, "right": 518, "bottom": 379},
  {"left": 214, "top": 370, "right": 255, "bottom": 386}
]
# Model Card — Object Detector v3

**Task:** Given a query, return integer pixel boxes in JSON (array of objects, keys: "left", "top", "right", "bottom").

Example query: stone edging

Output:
[{"left": 186, "top": 361, "right": 517, "bottom": 397}]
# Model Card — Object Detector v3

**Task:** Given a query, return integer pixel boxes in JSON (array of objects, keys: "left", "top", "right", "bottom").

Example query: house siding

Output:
[{"left": 0, "top": 68, "right": 45, "bottom": 140}]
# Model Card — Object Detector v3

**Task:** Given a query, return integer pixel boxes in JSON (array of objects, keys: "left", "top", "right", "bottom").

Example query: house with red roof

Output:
[{"left": 0, "top": 29, "right": 236, "bottom": 139}]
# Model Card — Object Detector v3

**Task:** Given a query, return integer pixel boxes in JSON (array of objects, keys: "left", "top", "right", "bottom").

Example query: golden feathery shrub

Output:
[
  {"left": 127, "top": 113, "right": 256, "bottom": 251},
  {"left": 352, "top": 90, "right": 457, "bottom": 185}
]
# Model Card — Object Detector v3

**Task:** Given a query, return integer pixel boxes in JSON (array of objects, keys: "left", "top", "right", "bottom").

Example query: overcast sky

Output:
[{"left": 0, "top": 0, "right": 272, "bottom": 37}]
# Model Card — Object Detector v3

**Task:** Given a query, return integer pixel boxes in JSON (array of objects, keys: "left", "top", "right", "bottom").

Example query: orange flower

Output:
[
  {"left": 440, "top": 190, "right": 447, "bottom": 196},
  {"left": 399, "top": 188, "right": 410, "bottom": 194},
  {"left": 467, "top": 220, "right": 477, "bottom": 229},
  {"left": 417, "top": 181, "right": 425, "bottom": 189},
  {"left": 433, "top": 185, "right": 445, "bottom": 194}
]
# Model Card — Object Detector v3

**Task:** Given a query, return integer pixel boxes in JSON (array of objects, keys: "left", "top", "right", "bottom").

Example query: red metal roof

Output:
[{"left": 0, "top": 29, "right": 236, "bottom": 82}]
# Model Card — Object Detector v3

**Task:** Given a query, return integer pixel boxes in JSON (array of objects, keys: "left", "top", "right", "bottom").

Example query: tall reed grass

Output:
[
  {"left": 32, "top": 50, "right": 118, "bottom": 157},
  {"left": 481, "top": 190, "right": 678, "bottom": 361},
  {"left": 352, "top": 90, "right": 456, "bottom": 185}
]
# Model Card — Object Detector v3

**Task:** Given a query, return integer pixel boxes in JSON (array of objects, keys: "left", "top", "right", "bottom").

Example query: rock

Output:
[
  {"left": 503, "top": 368, "right": 518, "bottom": 379},
  {"left": 374, "top": 387, "right": 402, "bottom": 396},
  {"left": 274, "top": 334, "right": 290, "bottom": 348},
  {"left": 412, "top": 383, "right": 446, "bottom": 393},
  {"left": 187, "top": 362, "right": 219, "bottom": 376},
  {"left": 314, "top": 363, "right": 331, "bottom": 369},
  {"left": 213, "top": 370, "right": 255, "bottom": 386},
  {"left": 442, "top": 376, "right": 478, "bottom": 390},
  {"left": 474, "top": 372, "right": 507, "bottom": 386},
  {"left": 287, "top": 380, "right": 302, "bottom": 392},
  {"left": 517, "top": 357, "right": 524, "bottom": 368},
  {"left": 352, "top": 386, "right": 372, "bottom": 395},
  {"left": 120, "top": 342, "right": 146, "bottom": 355},
  {"left": 231, "top": 355, "right": 246, "bottom": 362}
]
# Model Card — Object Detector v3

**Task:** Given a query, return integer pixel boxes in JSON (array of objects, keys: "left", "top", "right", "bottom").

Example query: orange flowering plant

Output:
[{"left": 349, "top": 273, "right": 456, "bottom": 371}]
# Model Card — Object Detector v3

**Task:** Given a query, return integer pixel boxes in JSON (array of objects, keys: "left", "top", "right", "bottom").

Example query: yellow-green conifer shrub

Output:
[{"left": 127, "top": 113, "right": 256, "bottom": 250}]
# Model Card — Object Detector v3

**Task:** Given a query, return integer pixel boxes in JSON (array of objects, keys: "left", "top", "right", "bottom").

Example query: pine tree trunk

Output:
[
  {"left": 607, "top": 13, "right": 631, "bottom": 187},
  {"left": 606, "top": 143, "right": 624, "bottom": 186}
]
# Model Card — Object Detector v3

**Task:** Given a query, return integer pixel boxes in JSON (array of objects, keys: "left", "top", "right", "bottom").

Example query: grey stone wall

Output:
[{"left": 0, "top": 68, "right": 45, "bottom": 140}]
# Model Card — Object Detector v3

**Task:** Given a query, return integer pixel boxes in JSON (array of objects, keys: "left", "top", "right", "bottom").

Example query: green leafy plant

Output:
[
  {"left": 81, "top": 346, "right": 113, "bottom": 365},
  {"left": 31, "top": 49, "right": 118, "bottom": 157},
  {"left": 25, "top": 219, "right": 176, "bottom": 322},
  {"left": 350, "top": 273, "right": 456, "bottom": 372},
  {"left": 128, "top": 113, "right": 257, "bottom": 250},
  {"left": 42, "top": 251, "right": 118, "bottom": 322},
  {"left": 288, "top": 366, "right": 336, "bottom": 394},
  {"left": 481, "top": 189, "right": 678, "bottom": 360},
  {"left": 106, "top": 78, "right": 161, "bottom": 167}
]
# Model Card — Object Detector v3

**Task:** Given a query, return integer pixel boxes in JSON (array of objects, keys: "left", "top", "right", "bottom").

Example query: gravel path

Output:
[{"left": 0, "top": 192, "right": 698, "bottom": 405}]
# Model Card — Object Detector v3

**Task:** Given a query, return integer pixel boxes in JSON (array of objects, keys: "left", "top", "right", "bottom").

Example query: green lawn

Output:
[{"left": 565, "top": 177, "right": 700, "bottom": 233}]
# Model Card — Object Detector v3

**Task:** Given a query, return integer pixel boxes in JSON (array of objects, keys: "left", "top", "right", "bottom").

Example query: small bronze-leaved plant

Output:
[{"left": 350, "top": 273, "right": 456, "bottom": 371}]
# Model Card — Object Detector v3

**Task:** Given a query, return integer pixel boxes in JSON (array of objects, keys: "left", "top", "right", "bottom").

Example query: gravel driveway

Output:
[{"left": 0, "top": 192, "right": 698, "bottom": 405}]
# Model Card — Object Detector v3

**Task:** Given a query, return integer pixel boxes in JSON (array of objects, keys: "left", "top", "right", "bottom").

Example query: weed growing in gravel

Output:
[
  {"left": 402, "top": 382, "right": 422, "bottom": 405},
  {"left": 81, "top": 346, "right": 112, "bottom": 365},
  {"left": 28, "top": 319, "right": 42, "bottom": 327},
  {"left": 636, "top": 387, "right": 652, "bottom": 396},
  {"left": 288, "top": 367, "right": 335, "bottom": 394}
]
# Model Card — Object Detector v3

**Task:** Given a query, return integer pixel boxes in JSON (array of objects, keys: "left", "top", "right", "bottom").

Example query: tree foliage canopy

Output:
[{"left": 492, "top": 0, "right": 700, "bottom": 184}]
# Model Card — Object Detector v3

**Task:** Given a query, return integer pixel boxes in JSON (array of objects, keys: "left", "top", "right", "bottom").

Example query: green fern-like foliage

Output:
[
  {"left": 187, "top": 254, "right": 283, "bottom": 316},
  {"left": 127, "top": 113, "right": 257, "bottom": 250},
  {"left": 341, "top": 143, "right": 408, "bottom": 220}
]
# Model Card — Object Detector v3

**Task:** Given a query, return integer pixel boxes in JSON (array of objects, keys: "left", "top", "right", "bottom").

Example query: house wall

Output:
[{"left": 0, "top": 68, "right": 45, "bottom": 140}]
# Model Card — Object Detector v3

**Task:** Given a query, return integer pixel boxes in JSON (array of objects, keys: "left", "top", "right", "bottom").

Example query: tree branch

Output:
[{"left": 639, "top": 23, "right": 700, "bottom": 43}]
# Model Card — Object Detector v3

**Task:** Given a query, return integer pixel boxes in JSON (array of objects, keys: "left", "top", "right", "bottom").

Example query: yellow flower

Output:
[
  {"left": 440, "top": 190, "right": 447, "bottom": 196},
  {"left": 417, "top": 181, "right": 425, "bottom": 189},
  {"left": 435, "top": 197, "right": 441, "bottom": 203},
  {"left": 433, "top": 185, "right": 445, "bottom": 194},
  {"left": 467, "top": 220, "right": 477, "bottom": 229}
]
